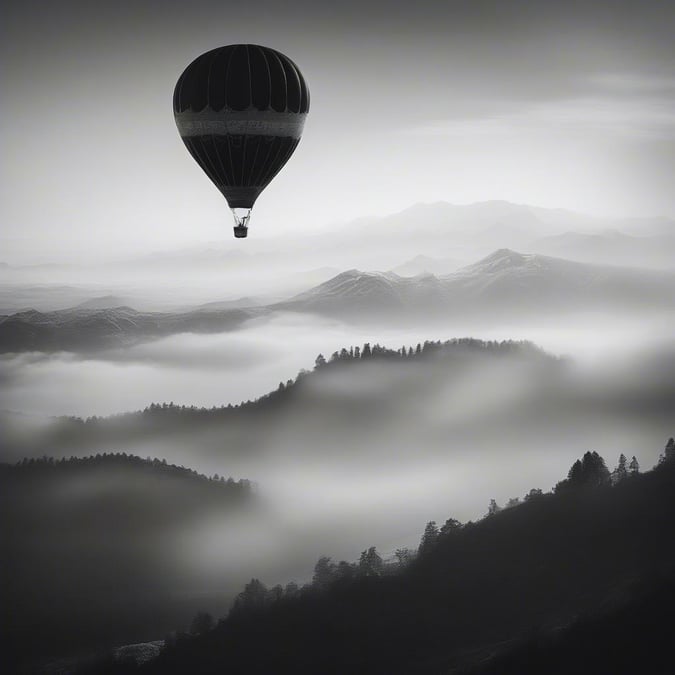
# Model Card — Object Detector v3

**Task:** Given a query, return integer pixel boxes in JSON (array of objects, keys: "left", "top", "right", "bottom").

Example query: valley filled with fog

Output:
[
  {"left": 0, "top": 308, "right": 672, "bottom": 419},
  {"left": 2, "top": 202, "right": 674, "bottom": 665},
  {"left": 4, "top": 0, "right": 675, "bottom": 667}
]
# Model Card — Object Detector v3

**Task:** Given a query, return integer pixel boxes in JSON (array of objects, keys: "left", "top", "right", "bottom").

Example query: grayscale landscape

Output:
[{"left": 2, "top": 1, "right": 674, "bottom": 673}]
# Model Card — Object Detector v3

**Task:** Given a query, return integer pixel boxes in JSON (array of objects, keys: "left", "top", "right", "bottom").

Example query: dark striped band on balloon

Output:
[{"left": 175, "top": 111, "right": 307, "bottom": 139}]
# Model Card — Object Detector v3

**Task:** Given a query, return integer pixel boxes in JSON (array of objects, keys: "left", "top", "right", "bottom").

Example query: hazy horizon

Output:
[
  {"left": 4, "top": 1, "right": 675, "bottom": 264},
  {"left": 2, "top": 2, "right": 674, "bottom": 668},
  {"left": 2, "top": 198, "right": 674, "bottom": 267}
]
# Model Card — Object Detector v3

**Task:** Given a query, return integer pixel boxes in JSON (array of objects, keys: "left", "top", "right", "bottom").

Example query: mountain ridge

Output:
[
  {"left": 1, "top": 249, "right": 673, "bottom": 352},
  {"left": 280, "top": 248, "right": 675, "bottom": 318}
]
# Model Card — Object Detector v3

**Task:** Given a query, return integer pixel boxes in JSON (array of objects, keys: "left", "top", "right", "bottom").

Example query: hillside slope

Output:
[
  {"left": 1, "top": 455, "right": 253, "bottom": 671},
  {"left": 134, "top": 456, "right": 675, "bottom": 674},
  {"left": 0, "top": 305, "right": 255, "bottom": 353}
]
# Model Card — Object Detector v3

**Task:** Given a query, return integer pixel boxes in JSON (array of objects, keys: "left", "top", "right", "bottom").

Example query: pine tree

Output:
[
  {"left": 358, "top": 547, "right": 383, "bottom": 576},
  {"left": 419, "top": 521, "right": 440, "bottom": 555},
  {"left": 567, "top": 459, "right": 583, "bottom": 484},
  {"left": 336, "top": 560, "right": 356, "bottom": 581},
  {"left": 234, "top": 578, "right": 269, "bottom": 612},
  {"left": 667, "top": 438, "right": 675, "bottom": 462},
  {"left": 312, "top": 556, "right": 336, "bottom": 590},
  {"left": 439, "top": 518, "right": 462, "bottom": 536},
  {"left": 659, "top": 438, "right": 675, "bottom": 465},
  {"left": 612, "top": 454, "right": 628, "bottom": 484},
  {"left": 394, "top": 547, "right": 415, "bottom": 567},
  {"left": 629, "top": 456, "right": 640, "bottom": 476}
]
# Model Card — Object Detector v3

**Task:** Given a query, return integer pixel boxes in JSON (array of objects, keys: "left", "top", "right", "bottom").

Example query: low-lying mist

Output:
[
  {"left": 1, "top": 310, "right": 671, "bottom": 418},
  {"left": 2, "top": 316, "right": 673, "bottom": 605}
]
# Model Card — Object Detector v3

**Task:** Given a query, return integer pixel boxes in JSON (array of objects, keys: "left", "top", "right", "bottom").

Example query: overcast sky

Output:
[{"left": 3, "top": 0, "right": 674, "bottom": 263}]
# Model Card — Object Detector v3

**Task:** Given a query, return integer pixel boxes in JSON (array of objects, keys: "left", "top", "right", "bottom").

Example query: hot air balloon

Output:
[{"left": 173, "top": 45, "right": 310, "bottom": 238}]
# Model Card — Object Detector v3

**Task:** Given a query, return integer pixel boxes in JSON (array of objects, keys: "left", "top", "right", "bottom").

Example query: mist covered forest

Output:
[
  {"left": 9, "top": 438, "right": 673, "bottom": 674},
  {"left": 3, "top": 0, "right": 675, "bottom": 669},
  {"left": 2, "top": 338, "right": 674, "bottom": 673},
  {"left": 2, "top": 242, "right": 674, "bottom": 674}
]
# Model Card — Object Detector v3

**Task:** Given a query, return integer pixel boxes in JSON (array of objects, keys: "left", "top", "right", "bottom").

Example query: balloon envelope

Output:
[{"left": 174, "top": 45, "right": 310, "bottom": 235}]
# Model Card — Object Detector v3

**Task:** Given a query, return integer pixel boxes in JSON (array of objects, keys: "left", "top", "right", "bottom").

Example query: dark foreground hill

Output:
[
  {"left": 108, "top": 450, "right": 675, "bottom": 675},
  {"left": 462, "top": 576, "right": 675, "bottom": 675},
  {"left": 0, "top": 454, "right": 253, "bottom": 673}
]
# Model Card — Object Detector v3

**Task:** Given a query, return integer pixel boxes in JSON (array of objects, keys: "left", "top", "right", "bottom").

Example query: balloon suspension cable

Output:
[{"left": 232, "top": 208, "right": 252, "bottom": 238}]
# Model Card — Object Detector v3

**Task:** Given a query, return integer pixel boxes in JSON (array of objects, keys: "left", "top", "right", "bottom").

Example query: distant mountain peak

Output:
[
  {"left": 459, "top": 248, "right": 535, "bottom": 274},
  {"left": 483, "top": 248, "right": 525, "bottom": 260},
  {"left": 74, "top": 295, "right": 133, "bottom": 310}
]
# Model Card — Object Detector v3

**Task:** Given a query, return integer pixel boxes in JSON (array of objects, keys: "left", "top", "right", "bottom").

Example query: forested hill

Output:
[
  {"left": 1, "top": 452, "right": 252, "bottom": 490},
  {"left": 3, "top": 338, "right": 554, "bottom": 458},
  {"left": 110, "top": 443, "right": 675, "bottom": 675},
  {"left": 1, "top": 454, "right": 253, "bottom": 672}
]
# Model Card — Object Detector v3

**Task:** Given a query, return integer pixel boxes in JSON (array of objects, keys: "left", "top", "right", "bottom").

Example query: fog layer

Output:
[{"left": 2, "top": 332, "right": 673, "bottom": 595}]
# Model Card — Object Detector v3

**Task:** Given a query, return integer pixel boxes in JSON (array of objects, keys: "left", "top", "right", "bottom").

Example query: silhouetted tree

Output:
[
  {"left": 487, "top": 499, "right": 501, "bottom": 516},
  {"left": 394, "top": 547, "right": 415, "bottom": 568},
  {"left": 358, "top": 547, "right": 383, "bottom": 577},
  {"left": 419, "top": 521, "right": 440, "bottom": 555},
  {"left": 336, "top": 560, "right": 356, "bottom": 581},
  {"left": 659, "top": 438, "right": 675, "bottom": 465},
  {"left": 557, "top": 451, "right": 610, "bottom": 492},
  {"left": 524, "top": 488, "right": 544, "bottom": 502},
  {"left": 439, "top": 518, "right": 462, "bottom": 536},
  {"left": 629, "top": 456, "right": 640, "bottom": 476},
  {"left": 583, "top": 451, "right": 610, "bottom": 486},
  {"left": 314, "top": 353, "right": 326, "bottom": 369},
  {"left": 313, "top": 556, "right": 337, "bottom": 590},
  {"left": 233, "top": 578, "right": 268, "bottom": 612},
  {"left": 567, "top": 459, "right": 583, "bottom": 485},
  {"left": 612, "top": 454, "right": 628, "bottom": 484}
]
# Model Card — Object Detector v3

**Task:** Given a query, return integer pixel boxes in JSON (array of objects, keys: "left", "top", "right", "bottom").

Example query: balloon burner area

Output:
[{"left": 232, "top": 208, "right": 252, "bottom": 238}]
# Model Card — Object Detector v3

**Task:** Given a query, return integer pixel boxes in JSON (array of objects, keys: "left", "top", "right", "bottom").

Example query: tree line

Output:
[
  {"left": 182, "top": 438, "right": 673, "bottom": 627},
  {"left": 2, "top": 452, "right": 251, "bottom": 492},
  {"left": 49, "top": 339, "right": 548, "bottom": 431}
]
